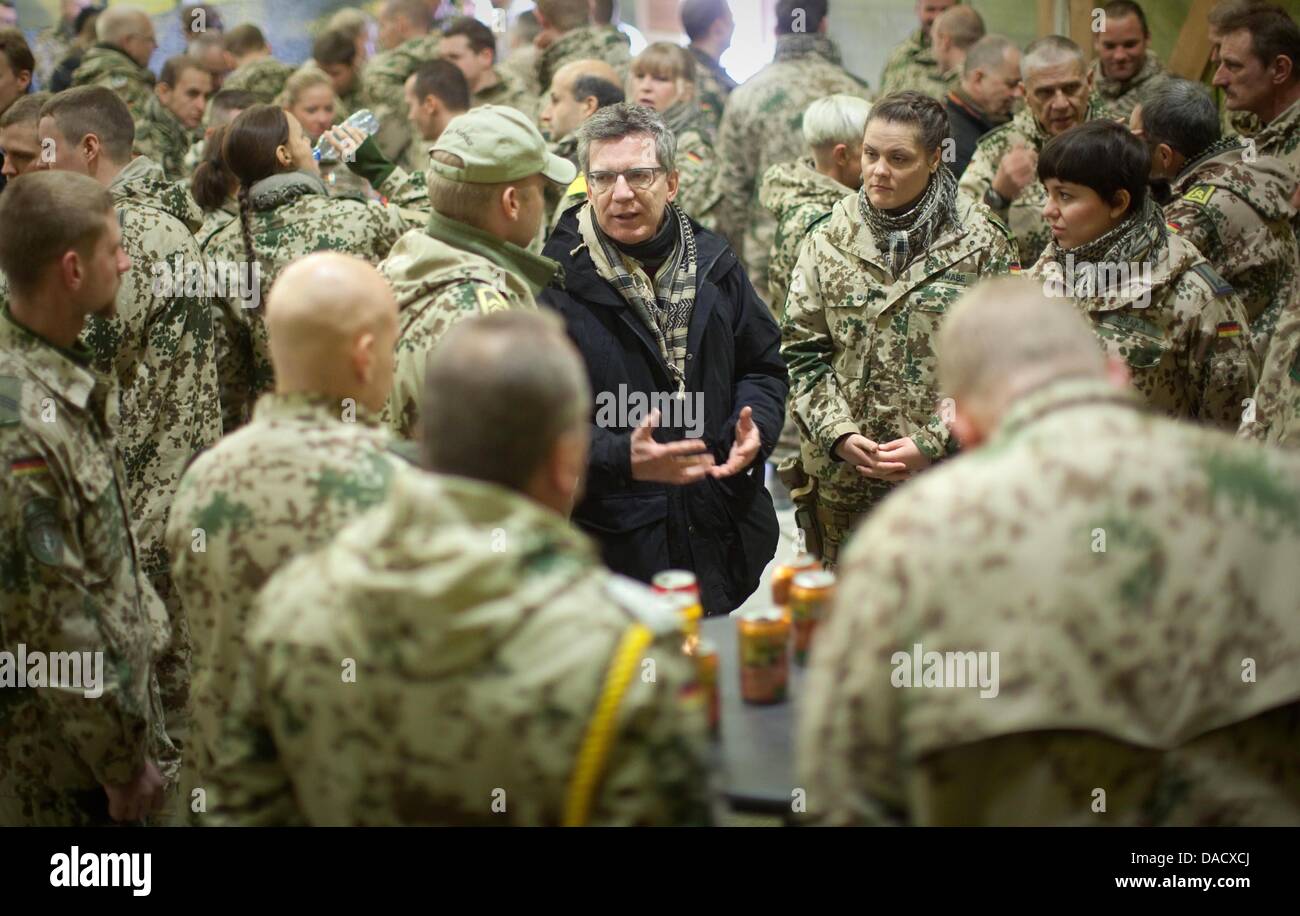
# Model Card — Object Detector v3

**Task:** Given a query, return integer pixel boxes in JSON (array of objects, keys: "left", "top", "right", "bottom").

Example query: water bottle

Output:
[{"left": 314, "top": 109, "right": 381, "bottom": 164}]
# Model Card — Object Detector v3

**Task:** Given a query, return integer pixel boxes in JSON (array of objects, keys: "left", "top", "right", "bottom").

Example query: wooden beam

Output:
[
  {"left": 1037, "top": 0, "right": 1056, "bottom": 38},
  {"left": 1168, "top": 0, "right": 1220, "bottom": 80},
  {"left": 1068, "top": 0, "right": 1095, "bottom": 60}
]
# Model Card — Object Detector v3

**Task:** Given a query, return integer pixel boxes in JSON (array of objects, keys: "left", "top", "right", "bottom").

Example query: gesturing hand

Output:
[
  {"left": 712, "top": 406, "right": 761, "bottom": 478},
  {"left": 630, "top": 409, "right": 716, "bottom": 484}
]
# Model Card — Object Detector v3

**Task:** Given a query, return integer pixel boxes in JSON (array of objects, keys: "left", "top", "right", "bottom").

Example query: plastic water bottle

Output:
[{"left": 313, "top": 109, "right": 381, "bottom": 164}]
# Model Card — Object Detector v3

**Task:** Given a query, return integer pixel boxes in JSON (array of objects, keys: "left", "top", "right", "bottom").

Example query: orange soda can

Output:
[
  {"left": 693, "top": 638, "right": 720, "bottom": 734},
  {"left": 737, "top": 608, "right": 789, "bottom": 704},
  {"left": 772, "top": 553, "right": 821, "bottom": 607},
  {"left": 789, "top": 570, "right": 835, "bottom": 665},
  {"left": 652, "top": 570, "right": 699, "bottom": 596},
  {"left": 666, "top": 592, "right": 703, "bottom": 651}
]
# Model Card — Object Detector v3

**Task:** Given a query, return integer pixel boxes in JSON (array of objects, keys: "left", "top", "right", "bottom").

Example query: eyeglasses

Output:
[{"left": 587, "top": 167, "right": 665, "bottom": 194}]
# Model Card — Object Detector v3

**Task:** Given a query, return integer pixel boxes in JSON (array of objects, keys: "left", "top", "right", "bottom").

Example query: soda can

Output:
[
  {"left": 789, "top": 570, "right": 836, "bottom": 665},
  {"left": 693, "top": 638, "right": 719, "bottom": 735},
  {"left": 652, "top": 569, "right": 699, "bottom": 596},
  {"left": 666, "top": 592, "right": 703, "bottom": 650},
  {"left": 771, "top": 552, "right": 820, "bottom": 607},
  {"left": 737, "top": 608, "right": 789, "bottom": 704}
]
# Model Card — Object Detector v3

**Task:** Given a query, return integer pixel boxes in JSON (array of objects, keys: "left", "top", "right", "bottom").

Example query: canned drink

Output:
[
  {"left": 737, "top": 608, "right": 789, "bottom": 704},
  {"left": 693, "top": 638, "right": 719, "bottom": 735},
  {"left": 652, "top": 570, "right": 699, "bottom": 596},
  {"left": 666, "top": 592, "right": 703, "bottom": 649},
  {"left": 771, "top": 552, "right": 821, "bottom": 607},
  {"left": 789, "top": 570, "right": 836, "bottom": 665}
]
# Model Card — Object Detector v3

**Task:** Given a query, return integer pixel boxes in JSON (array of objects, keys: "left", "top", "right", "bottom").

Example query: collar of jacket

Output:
[
  {"left": 250, "top": 390, "right": 382, "bottom": 427},
  {"left": 1018, "top": 98, "right": 1107, "bottom": 148},
  {"left": 108, "top": 154, "right": 205, "bottom": 231},
  {"left": 1256, "top": 95, "right": 1300, "bottom": 153},
  {"left": 248, "top": 170, "right": 330, "bottom": 210},
  {"left": 0, "top": 305, "right": 101, "bottom": 413},
  {"left": 547, "top": 204, "right": 733, "bottom": 309},
  {"left": 425, "top": 210, "right": 562, "bottom": 296},
  {"left": 1172, "top": 136, "right": 1244, "bottom": 192},
  {"left": 992, "top": 376, "right": 1143, "bottom": 446},
  {"left": 905, "top": 26, "right": 935, "bottom": 61},
  {"left": 92, "top": 42, "right": 152, "bottom": 78},
  {"left": 774, "top": 33, "right": 842, "bottom": 66},
  {"left": 948, "top": 86, "right": 999, "bottom": 129},
  {"left": 689, "top": 44, "right": 737, "bottom": 88},
  {"left": 144, "top": 93, "right": 190, "bottom": 140}
]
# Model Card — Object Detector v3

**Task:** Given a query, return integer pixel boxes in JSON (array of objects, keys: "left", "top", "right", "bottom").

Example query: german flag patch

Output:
[
  {"left": 686, "top": 151, "right": 703, "bottom": 164},
  {"left": 1217, "top": 321, "right": 1243, "bottom": 339},
  {"left": 1166, "top": 220, "right": 1182, "bottom": 234},
  {"left": 11, "top": 456, "right": 48, "bottom": 477}
]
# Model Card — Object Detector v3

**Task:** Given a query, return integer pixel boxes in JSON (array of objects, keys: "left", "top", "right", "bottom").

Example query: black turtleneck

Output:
[{"left": 609, "top": 208, "right": 678, "bottom": 275}]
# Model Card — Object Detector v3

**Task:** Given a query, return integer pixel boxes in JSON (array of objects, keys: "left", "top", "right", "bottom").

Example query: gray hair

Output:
[
  {"left": 934, "top": 5, "right": 986, "bottom": 50},
  {"left": 1021, "top": 35, "right": 1086, "bottom": 82},
  {"left": 421, "top": 311, "right": 592, "bottom": 491},
  {"left": 1140, "top": 79, "right": 1220, "bottom": 159},
  {"left": 577, "top": 103, "right": 676, "bottom": 174},
  {"left": 964, "top": 35, "right": 1019, "bottom": 78},
  {"left": 802, "top": 94, "right": 872, "bottom": 149},
  {"left": 97, "top": 6, "right": 149, "bottom": 44}
]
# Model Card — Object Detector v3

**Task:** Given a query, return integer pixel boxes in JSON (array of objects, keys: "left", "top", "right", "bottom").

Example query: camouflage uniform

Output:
[
  {"left": 1242, "top": 302, "right": 1300, "bottom": 449},
  {"left": 1089, "top": 50, "right": 1172, "bottom": 122},
  {"left": 959, "top": 97, "right": 1114, "bottom": 266},
  {"left": 689, "top": 45, "right": 736, "bottom": 139},
  {"left": 664, "top": 101, "right": 718, "bottom": 223},
  {"left": 82, "top": 155, "right": 221, "bottom": 736},
  {"left": 182, "top": 137, "right": 206, "bottom": 178},
  {"left": 1028, "top": 206, "right": 1258, "bottom": 431},
  {"left": 133, "top": 94, "right": 197, "bottom": 182},
  {"left": 32, "top": 20, "right": 77, "bottom": 90},
  {"left": 535, "top": 25, "right": 631, "bottom": 100},
  {"left": 711, "top": 34, "right": 870, "bottom": 297},
  {"left": 799, "top": 376, "right": 1300, "bottom": 825},
  {"left": 222, "top": 56, "right": 296, "bottom": 105},
  {"left": 71, "top": 43, "right": 157, "bottom": 121},
  {"left": 362, "top": 34, "right": 442, "bottom": 175},
  {"left": 781, "top": 190, "right": 1017, "bottom": 564},
  {"left": 499, "top": 45, "right": 541, "bottom": 98},
  {"left": 759, "top": 157, "right": 853, "bottom": 318},
  {"left": 1164, "top": 138, "right": 1300, "bottom": 359},
  {"left": 379, "top": 210, "right": 559, "bottom": 438},
  {"left": 204, "top": 170, "right": 408, "bottom": 419},
  {"left": 879, "top": 27, "right": 954, "bottom": 100},
  {"left": 206, "top": 469, "right": 715, "bottom": 826},
  {"left": 165, "top": 392, "right": 407, "bottom": 806},
  {"left": 474, "top": 67, "right": 538, "bottom": 121},
  {"left": 0, "top": 308, "right": 179, "bottom": 826}
]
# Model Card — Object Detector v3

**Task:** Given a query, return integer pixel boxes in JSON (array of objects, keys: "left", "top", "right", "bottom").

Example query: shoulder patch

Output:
[
  {"left": 602, "top": 574, "right": 683, "bottom": 637},
  {"left": 23, "top": 497, "right": 65, "bottom": 567},
  {"left": 1191, "top": 262, "right": 1235, "bottom": 297},
  {"left": 986, "top": 210, "right": 1013, "bottom": 237},
  {"left": 1181, "top": 185, "right": 1216, "bottom": 206},
  {"left": 0, "top": 376, "right": 21, "bottom": 427},
  {"left": 475, "top": 285, "right": 511, "bottom": 313}
]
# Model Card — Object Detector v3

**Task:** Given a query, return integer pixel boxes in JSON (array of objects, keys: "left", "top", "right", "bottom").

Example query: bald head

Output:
[
  {"left": 938, "top": 278, "right": 1113, "bottom": 443},
  {"left": 265, "top": 253, "right": 399, "bottom": 413}
]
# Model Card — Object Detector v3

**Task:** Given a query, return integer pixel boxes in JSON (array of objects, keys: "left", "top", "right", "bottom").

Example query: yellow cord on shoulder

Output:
[{"left": 563, "top": 623, "right": 654, "bottom": 827}]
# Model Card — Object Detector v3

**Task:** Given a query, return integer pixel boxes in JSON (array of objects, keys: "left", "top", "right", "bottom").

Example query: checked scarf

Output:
[
  {"left": 860, "top": 166, "right": 959, "bottom": 278},
  {"left": 577, "top": 203, "right": 699, "bottom": 395}
]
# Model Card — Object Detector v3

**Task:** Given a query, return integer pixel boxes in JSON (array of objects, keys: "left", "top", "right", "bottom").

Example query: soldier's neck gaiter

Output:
[
  {"left": 859, "top": 165, "right": 959, "bottom": 278},
  {"left": 1048, "top": 196, "right": 1167, "bottom": 268}
]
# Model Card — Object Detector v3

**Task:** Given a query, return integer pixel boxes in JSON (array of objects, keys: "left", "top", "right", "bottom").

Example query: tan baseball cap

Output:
[{"left": 426, "top": 105, "right": 577, "bottom": 186}]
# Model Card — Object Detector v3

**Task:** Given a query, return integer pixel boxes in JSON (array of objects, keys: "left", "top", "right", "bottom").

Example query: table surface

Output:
[{"left": 701, "top": 614, "right": 805, "bottom": 815}]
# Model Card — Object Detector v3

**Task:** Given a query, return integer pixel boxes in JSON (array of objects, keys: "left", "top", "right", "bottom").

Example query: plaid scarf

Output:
[
  {"left": 860, "top": 166, "right": 959, "bottom": 278},
  {"left": 577, "top": 203, "right": 698, "bottom": 395},
  {"left": 1175, "top": 136, "right": 1244, "bottom": 183},
  {"left": 1047, "top": 195, "right": 1166, "bottom": 270}
]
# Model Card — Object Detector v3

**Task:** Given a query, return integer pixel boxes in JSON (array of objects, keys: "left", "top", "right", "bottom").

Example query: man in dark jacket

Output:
[
  {"left": 943, "top": 34, "right": 1021, "bottom": 178},
  {"left": 541, "top": 103, "right": 788, "bottom": 616}
]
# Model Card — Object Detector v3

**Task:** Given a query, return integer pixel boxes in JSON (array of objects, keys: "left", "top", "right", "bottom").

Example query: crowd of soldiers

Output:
[{"left": 0, "top": 0, "right": 1298, "bottom": 828}]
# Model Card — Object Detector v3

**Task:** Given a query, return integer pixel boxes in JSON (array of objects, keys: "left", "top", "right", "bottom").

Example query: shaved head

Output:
[
  {"left": 939, "top": 277, "right": 1111, "bottom": 437},
  {"left": 266, "top": 253, "right": 399, "bottom": 413}
]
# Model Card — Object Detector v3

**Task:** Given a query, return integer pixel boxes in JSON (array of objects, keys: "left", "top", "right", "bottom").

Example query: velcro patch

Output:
[
  {"left": 23, "top": 497, "right": 64, "bottom": 566},
  {"left": 474, "top": 286, "right": 510, "bottom": 313},
  {"left": 1182, "top": 185, "right": 1216, "bottom": 206},
  {"left": 0, "top": 376, "right": 20, "bottom": 427},
  {"left": 11, "top": 456, "right": 48, "bottom": 477},
  {"left": 1217, "top": 321, "right": 1243, "bottom": 339},
  {"left": 1191, "top": 262, "right": 1234, "bottom": 297}
]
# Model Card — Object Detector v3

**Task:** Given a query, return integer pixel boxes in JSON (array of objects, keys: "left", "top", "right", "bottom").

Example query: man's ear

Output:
[
  {"left": 664, "top": 168, "right": 680, "bottom": 202},
  {"left": 82, "top": 132, "right": 102, "bottom": 166},
  {"left": 832, "top": 142, "right": 850, "bottom": 168},
  {"left": 17, "top": 69, "right": 31, "bottom": 95},
  {"left": 580, "top": 95, "right": 598, "bottom": 119},
  {"left": 1272, "top": 53, "right": 1295, "bottom": 86},
  {"left": 59, "top": 248, "right": 85, "bottom": 292},
  {"left": 353, "top": 329, "right": 377, "bottom": 385},
  {"left": 501, "top": 184, "right": 521, "bottom": 221}
]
